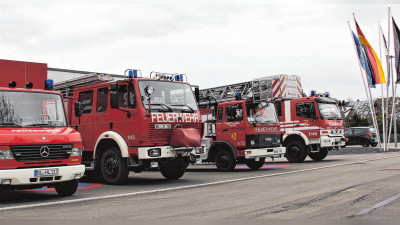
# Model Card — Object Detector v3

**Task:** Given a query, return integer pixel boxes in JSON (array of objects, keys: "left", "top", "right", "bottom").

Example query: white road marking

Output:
[
  {"left": 1, "top": 154, "right": 399, "bottom": 212},
  {"left": 355, "top": 193, "right": 400, "bottom": 216}
]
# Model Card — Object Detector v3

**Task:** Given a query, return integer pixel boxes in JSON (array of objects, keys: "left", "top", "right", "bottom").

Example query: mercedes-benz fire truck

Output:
[
  {"left": 197, "top": 78, "right": 286, "bottom": 172},
  {"left": 0, "top": 78, "right": 85, "bottom": 196},
  {"left": 198, "top": 74, "right": 345, "bottom": 166},
  {"left": 55, "top": 70, "right": 203, "bottom": 184}
]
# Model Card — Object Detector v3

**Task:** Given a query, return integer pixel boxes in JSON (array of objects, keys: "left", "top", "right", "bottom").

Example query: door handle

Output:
[
  {"left": 295, "top": 124, "right": 301, "bottom": 127},
  {"left": 223, "top": 129, "right": 228, "bottom": 131}
]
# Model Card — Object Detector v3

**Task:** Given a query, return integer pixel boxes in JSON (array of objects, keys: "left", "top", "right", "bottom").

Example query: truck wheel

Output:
[
  {"left": 100, "top": 147, "right": 129, "bottom": 185},
  {"left": 55, "top": 180, "right": 79, "bottom": 196},
  {"left": 245, "top": 158, "right": 266, "bottom": 170},
  {"left": 285, "top": 141, "right": 308, "bottom": 163},
  {"left": 371, "top": 143, "right": 378, "bottom": 147},
  {"left": 215, "top": 149, "right": 236, "bottom": 172},
  {"left": 160, "top": 158, "right": 187, "bottom": 180},
  {"left": 308, "top": 149, "right": 328, "bottom": 161}
]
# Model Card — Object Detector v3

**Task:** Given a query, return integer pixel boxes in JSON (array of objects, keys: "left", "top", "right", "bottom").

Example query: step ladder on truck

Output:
[
  {"left": 197, "top": 74, "right": 346, "bottom": 167},
  {"left": 55, "top": 70, "right": 204, "bottom": 184},
  {"left": 0, "top": 61, "right": 85, "bottom": 196},
  {"left": 196, "top": 78, "right": 286, "bottom": 172}
]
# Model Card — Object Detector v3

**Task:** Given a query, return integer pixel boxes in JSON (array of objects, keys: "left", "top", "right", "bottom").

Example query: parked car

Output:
[{"left": 344, "top": 127, "right": 378, "bottom": 147}]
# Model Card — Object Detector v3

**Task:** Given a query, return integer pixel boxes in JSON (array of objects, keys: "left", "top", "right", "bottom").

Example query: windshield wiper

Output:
[
  {"left": 25, "top": 123, "right": 55, "bottom": 127},
  {"left": 0, "top": 123, "right": 22, "bottom": 127},
  {"left": 171, "top": 104, "right": 195, "bottom": 113},
  {"left": 150, "top": 103, "right": 173, "bottom": 112}
]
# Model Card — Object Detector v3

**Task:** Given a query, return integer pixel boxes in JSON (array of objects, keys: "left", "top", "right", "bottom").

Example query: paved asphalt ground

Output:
[{"left": 1, "top": 146, "right": 400, "bottom": 219}]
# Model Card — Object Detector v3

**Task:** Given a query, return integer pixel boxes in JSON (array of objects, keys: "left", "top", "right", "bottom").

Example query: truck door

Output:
[
  {"left": 78, "top": 90, "right": 95, "bottom": 152},
  {"left": 292, "top": 100, "right": 320, "bottom": 139},
  {"left": 221, "top": 103, "right": 246, "bottom": 149}
]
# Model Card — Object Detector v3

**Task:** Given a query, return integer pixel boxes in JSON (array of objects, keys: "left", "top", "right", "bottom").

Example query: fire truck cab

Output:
[
  {"left": 0, "top": 81, "right": 85, "bottom": 196},
  {"left": 276, "top": 95, "right": 346, "bottom": 162},
  {"left": 57, "top": 70, "right": 203, "bottom": 184},
  {"left": 198, "top": 83, "right": 286, "bottom": 172}
]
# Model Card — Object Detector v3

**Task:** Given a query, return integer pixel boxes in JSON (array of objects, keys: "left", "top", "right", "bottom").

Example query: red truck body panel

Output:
[{"left": 0, "top": 59, "right": 47, "bottom": 89}]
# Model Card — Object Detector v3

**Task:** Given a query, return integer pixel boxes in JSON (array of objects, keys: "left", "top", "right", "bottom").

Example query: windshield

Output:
[
  {"left": 0, "top": 91, "right": 67, "bottom": 127},
  {"left": 246, "top": 102, "right": 278, "bottom": 124},
  {"left": 318, "top": 103, "right": 342, "bottom": 120},
  {"left": 138, "top": 80, "right": 198, "bottom": 113}
]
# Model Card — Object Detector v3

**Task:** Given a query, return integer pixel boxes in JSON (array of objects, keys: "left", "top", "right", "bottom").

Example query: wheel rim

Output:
[
  {"left": 104, "top": 156, "right": 119, "bottom": 177},
  {"left": 288, "top": 146, "right": 301, "bottom": 159},
  {"left": 218, "top": 154, "right": 230, "bottom": 168}
]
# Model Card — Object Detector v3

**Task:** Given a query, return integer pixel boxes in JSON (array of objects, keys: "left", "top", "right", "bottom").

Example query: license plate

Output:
[
  {"left": 335, "top": 138, "right": 342, "bottom": 142},
  {"left": 34, "top": 168, "right": 59, "bottom": 177}
]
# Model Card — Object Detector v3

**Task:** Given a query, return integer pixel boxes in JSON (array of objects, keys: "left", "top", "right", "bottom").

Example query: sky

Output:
[{"left": 0, "top": 0, "right": 399, "bottom": 101}]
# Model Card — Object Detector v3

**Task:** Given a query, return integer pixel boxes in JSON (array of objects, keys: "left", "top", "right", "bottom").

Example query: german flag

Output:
[{"left": 355, "top": 20, "right": 386, "bottom": 84}]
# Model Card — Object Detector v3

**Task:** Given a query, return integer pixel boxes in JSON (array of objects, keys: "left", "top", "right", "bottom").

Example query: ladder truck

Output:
[
  {"left": 198, "top": 74, "right": 345, "bottom": 165},
  {"left": 197, "top": 78, "right": 286, "bottom": 172},
  {"left": 55, "top": 70, "right": 203, "bottom": 184}
]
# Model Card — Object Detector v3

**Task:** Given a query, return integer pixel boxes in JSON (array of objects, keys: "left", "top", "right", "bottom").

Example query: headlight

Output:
[
  {"left": 0, "top": 146, "right": 14, "bottom": 160},
  {"left": 71, "top": 144, "right": 83, "bottom": 157}
]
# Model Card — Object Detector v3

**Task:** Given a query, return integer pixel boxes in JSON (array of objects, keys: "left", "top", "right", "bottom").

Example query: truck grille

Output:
[
  {"left": 10, "top": 145, "right": 73, "bottom": 161},
  {"left": 148, "top": 123, "right": 204, "bottom": 145}
]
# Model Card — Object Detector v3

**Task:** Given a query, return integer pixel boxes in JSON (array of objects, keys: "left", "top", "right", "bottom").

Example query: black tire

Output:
[
  {"left": 100, "top": 147, "right": 129, "bottom": 185},
  {"left": 371, "top": 143, "right": 378, "bottom": 147},
  {"left": 362, "top": 141, "right": 369, "bottom": 147},
  {"left": 215, "top": 149, "right": 236, "bottom": 172},
  {"left": 160, "top": 158, "right": 187, "bottom": 180},
  {"left": 308, "top": 148, "right": 328, "bottom": 161},
  {"left": 285, "top": 140, "right": 308, "bottom": 163},
  {"left": 55, "top": 180, "right": 79, "bottom": 196},
  {"left": 245, "top": 158, "right": 266, "bottom": 170}
]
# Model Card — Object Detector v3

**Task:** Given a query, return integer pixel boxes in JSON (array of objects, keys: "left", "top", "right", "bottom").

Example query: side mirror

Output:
[
  {"left": 110, "top": 83, "right": 118, "bottom": 92},
  {"left": 74, "top": 102, "right": 82, "bottom": 117},
  {"left": 110, "top": 92, "right": 119, "bottom": 109}
]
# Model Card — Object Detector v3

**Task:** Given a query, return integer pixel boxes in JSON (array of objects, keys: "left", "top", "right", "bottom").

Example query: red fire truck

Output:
[
  {"left": 55, "top": 71, "right": 203, "bottom": 184},
  {"left": 269, "top": 75, "right": 345, "bottom": 162},
  {"left": 0, "top": 59, "right": 85, "bottom": 196},
  {"left": 197, "top": 80, "right": 286, "bottom": 172},
  {"left": 198, "top": 75, "right": 345, "bottom": 166}
]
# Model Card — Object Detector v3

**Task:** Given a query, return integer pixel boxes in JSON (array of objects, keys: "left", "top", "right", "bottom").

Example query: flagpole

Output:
[
  {"left": 387, "top": 7, "right": 392, "bottom": 149},
  {"left": 348, "top": 20, "right": 381, "bottom": 149},
  {"left": 379, "top": 21, "right": 387, "bottom": 151},
  {"left": 389, "top": 56, "right": 397, "bottom": 147}
]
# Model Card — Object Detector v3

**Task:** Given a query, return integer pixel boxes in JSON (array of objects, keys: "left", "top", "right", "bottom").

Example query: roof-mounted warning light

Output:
[
  {"left": 235, "top": 93, "right": 242, "bottom": 100},
  {"left": 9, "top": 81, "right": 17, "bottom": 88},
  {"left": 25, "top": 82, "right": 33, "bottom": 89},
  {"left": 323, "top": 91, "right": 330, "bottom": 97},
  {"left": 150, "top": 72, "right": 187, "bottom": 82},
  {"left": 125, "top": 68, "right": 142, "bottom": 79},
  {"left": 310, "top": 90, "right": 317, "bottom": 97},
  {"left": 45, "top": 79, "right": 54, "bottom": 90}
]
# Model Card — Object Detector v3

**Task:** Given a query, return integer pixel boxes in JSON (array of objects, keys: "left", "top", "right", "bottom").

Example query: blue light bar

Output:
[
  {"left": 175, "top": 75, "right": 180, "bottom": 81},
  {"left": 133, "top": 70, "right": 138, "bottom": 78},
  {"left": 180, "top": 74, "right": 184, "bottom": 82},
  {"left": 45, "top": 79, "right": 54, "bottom": 90}
]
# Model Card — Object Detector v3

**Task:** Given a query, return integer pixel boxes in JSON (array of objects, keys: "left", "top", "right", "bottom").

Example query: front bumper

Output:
[
  {"left": 0, "top": 164, "right": 85, "bottom": 186},
  {"left": 320, "top": 136, "right": 346, "bottom": 148},
  {"left": 244, "top": 147, "right": 286, "bottom": 159},
  {"left": 137, "top": 146, "right": 202, "bottom": 159}
]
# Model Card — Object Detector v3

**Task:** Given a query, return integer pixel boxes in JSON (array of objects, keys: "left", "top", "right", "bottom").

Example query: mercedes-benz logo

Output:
[
  {"left": 40, "top": 146, "right": 50, "bottom": 158},
  {"left": 335, "top": 127, "right": 338, "bottom": 133}
]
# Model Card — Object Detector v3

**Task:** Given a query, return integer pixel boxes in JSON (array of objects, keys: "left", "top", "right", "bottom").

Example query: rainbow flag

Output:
[{"left": 355, "top": 20, "right": 386, "bottom": 84}]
